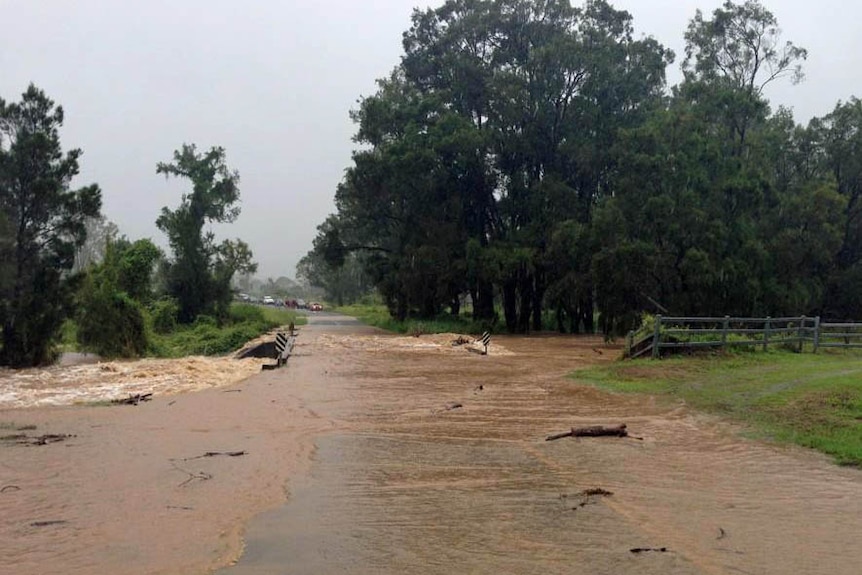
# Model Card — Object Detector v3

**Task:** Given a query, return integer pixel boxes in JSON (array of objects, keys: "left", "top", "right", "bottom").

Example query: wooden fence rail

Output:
[{"left": 625, "top": 315, "right": 862, "bottom": 359}]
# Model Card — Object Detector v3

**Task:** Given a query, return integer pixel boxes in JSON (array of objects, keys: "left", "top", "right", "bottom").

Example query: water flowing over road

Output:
[
  {"left": 223, "top": 314, "right": 862, "bottom": 575},
  {"left": 2, "top": 313, "right": 861, "bottom": 575}
]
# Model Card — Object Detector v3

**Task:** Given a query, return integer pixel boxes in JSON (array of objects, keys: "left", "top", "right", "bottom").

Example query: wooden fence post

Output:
[
  {"left": 626, "top": 330, "right": 634, "bottom": 358},
  {"left": 651, "top": 315, "right": 662, "bottom": 359},
  {"left": 813, "top": 316, "right": 821, "bottom": 353},
  {"left": 721, "top": 316, "right": 730, "bottom": 349},
  {"left": 798, "top": 316, "right": 806, "bottom": 353},
  {"left": 763, "top": 317, "right": 771, "bottom": 351}
]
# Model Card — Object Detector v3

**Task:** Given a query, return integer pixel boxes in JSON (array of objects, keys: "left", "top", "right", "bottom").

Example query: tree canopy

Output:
[
  {"left": 156, "top": 144, "right": 257, "bottom": 323},
  {"left": 303, "top": 0, "right": 862, "bottom": 333},
  {"left": 0, "top": 85, "right": 102, "bottom": 366}
]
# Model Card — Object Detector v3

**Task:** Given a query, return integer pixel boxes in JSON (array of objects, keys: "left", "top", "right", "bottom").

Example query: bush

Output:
[
  {"left": 77, "top": 284, "right": 148, "bottom": 358},
  {"left": 150, "top": 299, "right": 179, "bottom": 334},
  {"left": 193, "top": 314, "right": 218, "bottom": 328}
]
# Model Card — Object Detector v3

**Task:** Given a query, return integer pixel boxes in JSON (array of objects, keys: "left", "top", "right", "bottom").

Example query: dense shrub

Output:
[
  {"left": 150, "top": 298, "right": 179, "bottom": 334},
  {"left": 77, "top": 280, "right": 148, "bottom": 358}
]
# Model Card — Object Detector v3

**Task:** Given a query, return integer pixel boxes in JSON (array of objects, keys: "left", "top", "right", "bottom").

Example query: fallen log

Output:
[
  {"left": 630, "top": 547, "right": 668, "bottom": 554},
  {"left": 31, "top": 520, "right": 68, "bottom": 528},
  {"left": 545, "top": 424, "right": 628, "bottom": 441},
  {"left": 182, "top": 450, "right": 247, "bottom": 461},
  {"left": 111, "top": 393, "right": 153, "bottom": 405}
]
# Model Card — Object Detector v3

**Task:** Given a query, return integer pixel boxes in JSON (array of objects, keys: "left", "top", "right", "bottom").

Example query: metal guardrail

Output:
[{"left": 625, "top": 315, "right": 862, "bottom": 359}]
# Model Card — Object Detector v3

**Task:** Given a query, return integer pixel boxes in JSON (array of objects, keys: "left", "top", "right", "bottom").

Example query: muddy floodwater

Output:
[{"left": 3, "top": 313, "right": 862, "bottom": 574}]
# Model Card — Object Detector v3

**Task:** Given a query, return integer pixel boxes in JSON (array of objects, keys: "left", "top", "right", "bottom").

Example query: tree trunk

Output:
[
  {"left": 517, "top": 273, "right": 532, "bottom": 334},
  {"left": 532, "top": 271, "right": 545, "bottom": 332},
  {"left": 502, "top": 280, "right": 518, "bottom": 333},
  {"left": 473, "top": 279, "right": 496, "bottom": 321}
]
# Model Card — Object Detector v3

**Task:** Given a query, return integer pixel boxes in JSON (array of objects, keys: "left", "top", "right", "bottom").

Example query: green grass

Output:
[
  {"left": 334, "top": 303, "right": 489, "bottom": 335},
  {"left": 149, "top": 304, "right": 305, "bottom": 358},
  {"left": 573, "top": 350, "right": 862, "bottom": 466},
  {"left": 259, "top": 305, "right": 307, "bottom": 327}
]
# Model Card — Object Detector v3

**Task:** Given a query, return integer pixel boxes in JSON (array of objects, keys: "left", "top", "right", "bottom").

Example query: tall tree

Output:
[
  {"left": 156, "top": 144, "right": 256, "bottom": 322},
  {"left": 0, "top": 85, "right": 101, "bottom": 366}
]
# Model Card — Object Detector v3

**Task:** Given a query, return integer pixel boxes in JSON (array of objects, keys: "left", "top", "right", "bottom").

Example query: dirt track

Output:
[{"left": 2, "top": 313, "right": 862, "bottom": 574}]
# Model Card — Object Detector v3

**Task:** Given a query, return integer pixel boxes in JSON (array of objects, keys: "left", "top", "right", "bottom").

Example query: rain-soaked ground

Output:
[{"left": 2, "top": 313, "right": 862, "bottom": 574}]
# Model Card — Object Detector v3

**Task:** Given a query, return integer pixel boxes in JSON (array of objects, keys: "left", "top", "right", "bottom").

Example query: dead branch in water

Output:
[
  {"left": 630, "top": 547, "right": 668, "bottom": 554},
  {"left": 169, "top": 461, "right": 213, "bottom": 487},
  {"left": 111, "top": 393, "right": 153, "bottom": 405},
  {"left": 577, "top": 487, "right": 613, "bottom": 497},
  {"left": 182, "top": 451, "right": 246, "bottom": 461},
  {"left": 31, "top": 520, "right": 68, "bottom": 527},
  {"left": 545, "top": 424, "right": 628, "bottom": 441},
  {"left": 432, "top": 402, "right": 463, "bottom": 414},
  {"left": 563, "top": 487, "right": 614, "bottom": 511},
  {"left": 5, "top": 433, "right": 76, "bottom": 446}
]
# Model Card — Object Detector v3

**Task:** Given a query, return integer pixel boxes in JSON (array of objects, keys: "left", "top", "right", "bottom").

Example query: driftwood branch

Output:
[
  {"left": 432, "top": 402, "right": 463, "bottom": 414},
  {"left": 182, "top": 451, "right": 246, "bottom": 461},
  {"left": 630, "top": 547, "right": 668, "bottom": 554},
  {"left": 4, "top": 433, "right": 76, "bottom": 446},
  {"left": 112, "top": 393, "right": 153, "bottom": 405},
  {"left": 563, "top": 487, "right": 614, "bottom": 511},
  {"left": 546, "top": 424, "right": 629, "bottom": 441},
  {"left": 31, "top": 520, "right": 68, "bottom": 528}
]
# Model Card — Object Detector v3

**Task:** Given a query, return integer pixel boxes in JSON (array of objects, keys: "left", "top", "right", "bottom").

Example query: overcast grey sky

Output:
[{"left": 1, "top": 1, "right": 855, "bottom": 280}]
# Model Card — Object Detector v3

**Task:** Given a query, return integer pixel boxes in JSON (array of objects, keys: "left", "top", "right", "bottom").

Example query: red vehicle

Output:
[{"left": 310, "top": 302, "right": 323, "bottom": 312}]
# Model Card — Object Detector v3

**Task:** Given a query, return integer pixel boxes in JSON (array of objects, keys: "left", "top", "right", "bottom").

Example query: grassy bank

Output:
[
  {"left": 149, "top": 304, "right": 304, "bottom": 358},
  {"left": 335, "top": 303, "right": 489, "bottom": 335},
  {"left": 574, "top": 351, "right": 862, "bottom": 466}
]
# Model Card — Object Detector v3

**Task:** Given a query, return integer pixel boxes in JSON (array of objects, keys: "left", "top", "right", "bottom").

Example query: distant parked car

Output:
[
  {"left": 263, "top": 295, "right": 275, "bottom": 305},
  {"left": 310, "top": 302, "right": 323, "bottom": 312}
]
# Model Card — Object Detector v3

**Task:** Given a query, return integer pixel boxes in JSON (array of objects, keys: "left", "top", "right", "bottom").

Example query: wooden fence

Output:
[{"left": 626, "top": 315, "right": 862, "bottom": 359}]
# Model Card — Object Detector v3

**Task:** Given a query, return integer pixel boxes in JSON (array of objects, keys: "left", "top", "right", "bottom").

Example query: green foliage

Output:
[
  {"left": 73, "top": 237, "right": 163, "bottom": 358},
  {"left": 76, "top": 273, "right": 148, "bottom": 358},
  {"left": 149, "top": 303, "right": 303, "bottom": 357},
  {"left": 156, "top": 144, "right": 257, "bottom": 324},
  {"left": 116, "top": 238, "right": 162, "bottom": 302},
  {"left": 227, "top": 303, "right": 266, "bottom": 324},
  {"left": 575, "top": 351, "right": 862, "bottom": 466},
  {"left": 297, "top": 217, "right": 373, "bottom": 306},
  {"left": 150, "top": 298, "right": 179, "bottom": 334},
  {"left": 0, "top": 84, "right": 102, "bottom": 366},
  {"left": 336, "top": 302, "right": 489, "bottom": 335}
]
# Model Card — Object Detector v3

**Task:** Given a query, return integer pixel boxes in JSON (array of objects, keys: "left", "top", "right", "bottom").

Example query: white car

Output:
[{"left": 262, "top": 296, "right": 275, "bottom": 305}]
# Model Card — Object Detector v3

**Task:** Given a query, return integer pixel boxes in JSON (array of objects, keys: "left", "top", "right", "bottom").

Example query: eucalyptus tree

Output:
[
  {"left": 156, "top": 144, "right": 256, "bottom": 322},
  {"left": 814, "top": 99, "right": 862, "bottom": 318},
  {"left": 400, "top": 0, "right": 671, "bottom": 331},
  {"left": 0, "top": 85, "right": 101, "bottom": 366}
]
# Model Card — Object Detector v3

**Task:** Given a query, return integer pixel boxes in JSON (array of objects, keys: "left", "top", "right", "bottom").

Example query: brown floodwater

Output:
[
  {"left": 220, "top": 315, "right": 862, "bottom": 575},
  {"left": 2, "top": 313, "right": 862, "bottom": 574}
]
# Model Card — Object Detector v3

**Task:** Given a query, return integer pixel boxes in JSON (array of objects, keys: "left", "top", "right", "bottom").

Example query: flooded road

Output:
[
  {"left": 223, "top": 315, "right": 862, "bottom": 575},
  {"left": 2, "top": 313, "right": 862, "bottom": 574}
]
